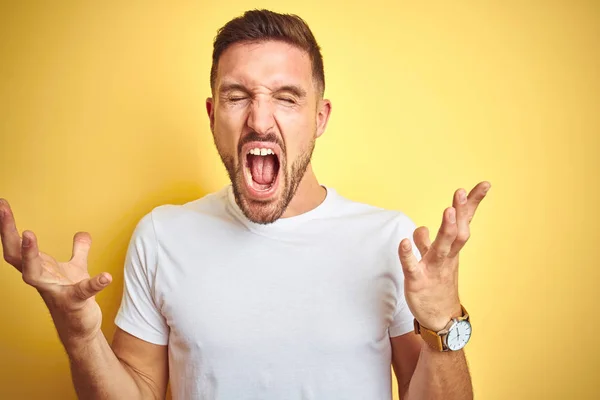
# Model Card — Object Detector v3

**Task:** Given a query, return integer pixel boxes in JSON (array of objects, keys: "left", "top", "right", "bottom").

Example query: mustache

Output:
[{"left": 238, "top": 132, "right": 285, "bottom": 155}]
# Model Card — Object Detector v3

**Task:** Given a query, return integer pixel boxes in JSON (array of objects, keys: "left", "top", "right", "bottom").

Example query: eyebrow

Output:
[
  {"left": 218, "top": 82, "right": 307, "bottom": 98},
  {"left": 219, "top": 83, "right": 249, "bottom": 95}
]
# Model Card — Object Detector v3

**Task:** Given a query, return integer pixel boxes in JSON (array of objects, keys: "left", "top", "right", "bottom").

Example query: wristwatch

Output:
[{"left": 413, "top": 305, "right": 471, "bottom": 351}]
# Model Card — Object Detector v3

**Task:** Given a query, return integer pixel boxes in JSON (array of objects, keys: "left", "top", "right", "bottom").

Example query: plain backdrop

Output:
[{"left": 0, "top": 1, "right": 598, "bottom": 399}]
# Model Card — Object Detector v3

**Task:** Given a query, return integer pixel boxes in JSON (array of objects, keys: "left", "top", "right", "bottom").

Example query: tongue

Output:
[{"left": 250, "top": 155, "right": 276, "bottom": 185}]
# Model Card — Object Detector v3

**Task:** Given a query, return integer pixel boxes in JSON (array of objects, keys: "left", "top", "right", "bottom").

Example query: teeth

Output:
[{"left": 248, "top": 148, "right": 274, "bottom": 156}]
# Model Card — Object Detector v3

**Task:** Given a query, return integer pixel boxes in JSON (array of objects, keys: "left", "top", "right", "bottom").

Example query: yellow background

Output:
[{"left": 0, "top": 1, "right": 598, "bottom": 399}]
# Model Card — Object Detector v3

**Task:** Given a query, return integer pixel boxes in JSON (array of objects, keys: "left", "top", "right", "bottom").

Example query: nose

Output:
[{"left": 247, "top": 97, "right": 275, "bottom": 135}]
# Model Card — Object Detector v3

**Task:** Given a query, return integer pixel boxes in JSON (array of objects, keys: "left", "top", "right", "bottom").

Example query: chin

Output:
[
  {"left": 235, "top": 192, "right": 288, "bottom": 225},
  {"left": 219, "top": 135, "right": 314, "bottom": 225}
]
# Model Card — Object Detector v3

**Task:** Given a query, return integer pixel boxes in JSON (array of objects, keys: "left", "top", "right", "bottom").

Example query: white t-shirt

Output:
[{"left": 115, "top": 185, "right": 421, "bottom": 400}]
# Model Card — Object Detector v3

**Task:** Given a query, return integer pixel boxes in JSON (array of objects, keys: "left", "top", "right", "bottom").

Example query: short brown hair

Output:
[{"left": 210, "top": 9, "right": 325, "bottom": 96}]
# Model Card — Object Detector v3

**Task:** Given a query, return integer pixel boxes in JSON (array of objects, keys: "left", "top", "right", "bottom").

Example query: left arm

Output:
[
  {"left": 390, "top": 181, "right": 490, "bottom": 399},
  {"left": 391, "top": 332, "right": 472, "bottom": 400}
]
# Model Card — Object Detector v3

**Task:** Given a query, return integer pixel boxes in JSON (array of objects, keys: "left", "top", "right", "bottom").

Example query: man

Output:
[{"left": 0, "top": 9, "right": 490, "bottom": 400}]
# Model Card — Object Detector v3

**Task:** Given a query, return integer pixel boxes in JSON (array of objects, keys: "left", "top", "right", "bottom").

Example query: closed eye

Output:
[{"left": 277, "top": 97, "right": 296, "bottom": 104}]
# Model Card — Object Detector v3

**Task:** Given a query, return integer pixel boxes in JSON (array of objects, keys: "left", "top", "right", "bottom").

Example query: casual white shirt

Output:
[{"left": 115, "top": 185, "right": 420, "bottom": 399}]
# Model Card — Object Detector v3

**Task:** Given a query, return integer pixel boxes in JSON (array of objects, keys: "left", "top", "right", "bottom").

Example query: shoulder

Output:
[
  {"left": 132, "top": 186, "right": 234, "bottom": 240},
  {"left": 151, "top": 186, "right": 233, "bottom": 227},
  {"left": 327, "top": 187, "right": 417, "bottom": 236},
  {"left": 326, "top": 188, "right": 422, "bottom": 262}
]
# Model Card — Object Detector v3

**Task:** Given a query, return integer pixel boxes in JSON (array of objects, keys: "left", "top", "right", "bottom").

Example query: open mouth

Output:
[{"left": 242, "top": 144, "right": 281, "bottom": 199}]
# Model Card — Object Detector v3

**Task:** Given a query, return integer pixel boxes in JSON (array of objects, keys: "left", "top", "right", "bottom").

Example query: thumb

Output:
[
  {"left": 398, "top": 239, "right": 419, "bottom": 278},
  {"left": 71, "top": 272, "right": 112, "bottom": 301}
]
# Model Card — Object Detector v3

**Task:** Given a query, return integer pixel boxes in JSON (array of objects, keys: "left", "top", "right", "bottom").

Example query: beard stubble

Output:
[{"left": 216, "top": 132, "right": 316, "bottom": 224}]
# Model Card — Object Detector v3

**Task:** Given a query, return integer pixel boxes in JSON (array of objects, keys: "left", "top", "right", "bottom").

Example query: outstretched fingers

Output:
[
  {"left": 20, "top": 231, "right": 44, "bottom": 285},
  {"left": 466, "top": 181, "right": 491, "bottom": 223},
  {"left": 413, "top": 226, "right": 431, "bottom": 256},
  {"left": 398, "top": 239, "right": 420, "bottom": 279},
  {"left": 70, "top": 232, "right": 92, "bottom": 266},
  {"left": 428, "top": 207, "right": 458, "bottom": 266},
  {"left": 449, "top": 188, "right": 470, "bottom": 258},
  {"left": 0, "top": 199, "right": 23, "bottom": 271}
]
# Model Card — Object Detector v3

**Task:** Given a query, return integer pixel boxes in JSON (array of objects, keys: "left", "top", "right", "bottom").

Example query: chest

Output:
[{"left": 157, "top": 232, "right": 400, "bottom": 358}]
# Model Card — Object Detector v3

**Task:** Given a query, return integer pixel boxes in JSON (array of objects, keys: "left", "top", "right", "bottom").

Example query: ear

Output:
[
  {"left": 206, "top": 97, "right": 215, "bottom": 132},
  {"left": 315, "top": 99, "right": 332, "bottom": 139}
]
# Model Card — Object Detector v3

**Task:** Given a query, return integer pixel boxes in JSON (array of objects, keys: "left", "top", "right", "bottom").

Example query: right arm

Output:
[
  {"left": 0, "top": 199, "right": 168, "bottom": 399},
  {"left": 67, "top": 328, "right": 168, "bottom": 400}
]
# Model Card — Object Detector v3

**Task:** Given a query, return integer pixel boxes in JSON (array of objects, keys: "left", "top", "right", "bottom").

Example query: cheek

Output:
[
  {"left": 214, "top": 107, "right": 245, "bottom": 154},
  {"left": 275, "top": 109, "right": 315, "bottom": 158}
]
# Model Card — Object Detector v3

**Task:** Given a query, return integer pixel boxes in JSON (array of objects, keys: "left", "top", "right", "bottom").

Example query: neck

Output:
[{"left": 281, "top": 164, "right": 326, "bottom": 218}]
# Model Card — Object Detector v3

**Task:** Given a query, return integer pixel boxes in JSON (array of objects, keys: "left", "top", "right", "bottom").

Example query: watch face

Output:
[{"left": 446, "top": 320, "right": 472, "bottom": 351}]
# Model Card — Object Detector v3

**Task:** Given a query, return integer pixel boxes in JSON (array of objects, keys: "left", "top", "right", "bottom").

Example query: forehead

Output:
[{"left": 216, "top": 40, "right": 313, "bottom": 92}]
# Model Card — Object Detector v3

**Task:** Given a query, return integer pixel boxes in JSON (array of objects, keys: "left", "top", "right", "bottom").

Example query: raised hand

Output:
[
  {"left": 0, "top": 198, "right": 112, "bottom": 346},
  {"left": 398, "top": 181, "right": 490, "bottom": 331}
]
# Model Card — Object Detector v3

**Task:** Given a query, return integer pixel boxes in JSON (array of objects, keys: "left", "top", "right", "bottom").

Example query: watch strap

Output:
[
  {"left": 413, "top": 318, "right": 444, "bottom": 351},
  {"left": 413, "top": 305, "right": 470, "bottom": 352}
]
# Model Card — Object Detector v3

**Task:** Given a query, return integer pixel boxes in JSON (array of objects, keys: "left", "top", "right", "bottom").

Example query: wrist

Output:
[
  {"left": 48, "top": 309, "right": 103, "bottom": 353},
  {"left": 63, "top": 329, "right": 102, "bottom": 356},
  {"left": 41, "top": 294, "right": 104, "bottom": 351},
  {"left": 417, "top": 303, "right": 463, "bottom": 332}
]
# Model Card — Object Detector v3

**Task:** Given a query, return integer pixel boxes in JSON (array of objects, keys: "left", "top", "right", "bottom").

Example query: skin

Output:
[
  {"left": 394, "top": 182, "right": 491, "bottom": 399},
  {"left": 206, "top": 40, "right": 332, "bottom": 223},
  {"left": 0, "top": 37, "right": 490, "bottom": 399},
  {"left": 0, "top": 203, "right": 168, "bottom": 399}
]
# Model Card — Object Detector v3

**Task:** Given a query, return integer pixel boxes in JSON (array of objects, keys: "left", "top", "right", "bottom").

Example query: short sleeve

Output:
[
  {"left": 389, "top": 215, "right": 422, "bottom": 337},
  {"left": 114, "top": 211, "right": 169, "bottom": 345}
]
